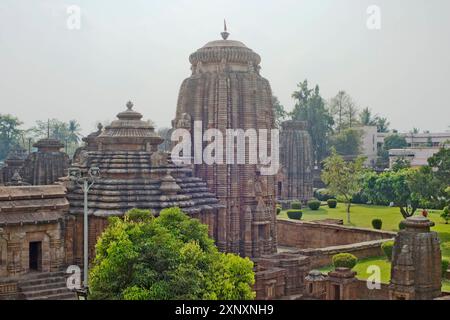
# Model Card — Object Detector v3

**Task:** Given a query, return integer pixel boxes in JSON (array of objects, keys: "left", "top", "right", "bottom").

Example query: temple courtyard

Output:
[{"left": 278, "top": 203, "right": 450, "bottom": 292}]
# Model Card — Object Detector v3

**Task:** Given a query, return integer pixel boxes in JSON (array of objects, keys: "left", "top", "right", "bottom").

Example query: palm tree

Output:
[{"left": 68, "top": 120, "right": 81, "bottom": 144}]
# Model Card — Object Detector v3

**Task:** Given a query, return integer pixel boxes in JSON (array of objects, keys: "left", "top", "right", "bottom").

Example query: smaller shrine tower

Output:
[{"left": 389, "top": 216, "right": 442, "bottom": 300}]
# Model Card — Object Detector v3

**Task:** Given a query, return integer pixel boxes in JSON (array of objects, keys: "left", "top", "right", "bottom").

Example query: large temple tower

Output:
[{"left": 173, "top": 25, "right": 277, "bottom": 257}]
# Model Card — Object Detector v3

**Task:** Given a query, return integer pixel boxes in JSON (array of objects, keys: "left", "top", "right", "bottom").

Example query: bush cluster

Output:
[
  {"left": 313, "top": 189, "right": 335, "bottom": 201},
  {"left": 307, "top": 200, "right": 321, "bottom": 211},
  {"left": 327, "top": 199, "right": 337, "bottom": 208},
  {"left": 287, "top": 210, "right": 303, "bottom": 220},
  {"left": 291, "top": 201, "right": 302, "bottom": 210},
  {"left": 371, "top": 218, "right": 383, "bottom": 230},
  {"left": 332, "top": 253, "right": 358, "bottom": 269}
]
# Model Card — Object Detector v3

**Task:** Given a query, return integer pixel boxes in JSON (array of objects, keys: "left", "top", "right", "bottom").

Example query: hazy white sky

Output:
[{"left": 1, "top": 0, "right": 449, "bottom": 137}]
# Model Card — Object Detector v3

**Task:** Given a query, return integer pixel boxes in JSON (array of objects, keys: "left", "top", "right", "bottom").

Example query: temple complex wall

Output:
[
  {"left": 0, "top": 223, "right": 66, "bottom": 278},
  {"left": 277, "top": 219, "right": 395, "bottom": 249},
  {"left": 297, "top": 240, "right": 388, "bottom": 268}
]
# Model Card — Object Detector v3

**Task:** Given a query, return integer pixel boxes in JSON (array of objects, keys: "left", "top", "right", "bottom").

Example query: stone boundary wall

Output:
[
  {"left": 355, "top": 279, "right": 390, "bottom": 300},
  {"left": 297, "top": 239, "right": 390, "bottom": 268},
  {"left": 277, "top": 219, "right": 396, "bottom": 249}
]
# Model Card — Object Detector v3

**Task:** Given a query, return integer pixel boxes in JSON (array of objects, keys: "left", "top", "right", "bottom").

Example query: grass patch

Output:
[
  {"left": 318, "top": 256, "right": 450, "bottom": 292},
  {"left": 278, "top": 203, "right": 450, "bottom": 259}
]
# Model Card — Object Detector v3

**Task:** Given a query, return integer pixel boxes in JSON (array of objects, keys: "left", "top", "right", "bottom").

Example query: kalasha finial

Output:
[
  {"left": 221, "top": 19, "right": 230, "bottom": 40},
  {"left": 126, "top": 101, "right": 134, "bottom": 110}
]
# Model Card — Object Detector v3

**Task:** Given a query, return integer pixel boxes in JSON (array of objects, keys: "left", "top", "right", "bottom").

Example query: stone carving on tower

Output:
[{"left": 172, "top": 25, "right": 277, "bottom": 257}]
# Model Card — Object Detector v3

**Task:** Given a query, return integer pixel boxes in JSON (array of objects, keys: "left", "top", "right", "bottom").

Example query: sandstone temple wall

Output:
[{"left": 277, "top": 219, "right": 395, "bottom": 249}]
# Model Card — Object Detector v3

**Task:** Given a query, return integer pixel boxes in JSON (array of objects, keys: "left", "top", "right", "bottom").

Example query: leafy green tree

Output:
[
  {"left": 89, "top": 207, "right": 255, "bottom": 300},
  {"left": 0, "top": 114, "right": 23, "bottom": 161},
  {"left": 291, "top": 80, "right": 334, "bottom": 164},
  {"left": 391, "top": 157, "right": 411, "bottom": 172},
  {"left": 321, "top": 148, "right": 366, "bottom": 222},
  {"left": 359, "top": 107, "right": 377, "bottom": 126},
  {"left": 359, "top": 107, "right": 390, "bottom": 133},
  {"left": 272, "top": 96, "right": 288, "bottom": 128},
  {"left": 330, "top": 128, "right": 362, "bottom": 156},
  {"left": 364, "top": 169, "right": 419, "bottom": 219},
  {"left": 378, "top": 133, "right": 408, "bottom": 164},
  {"left": 375, "top": 117, "right": 390, "bottom": 133}
]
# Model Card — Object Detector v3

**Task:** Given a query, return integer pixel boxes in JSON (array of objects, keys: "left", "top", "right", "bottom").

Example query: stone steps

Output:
[{"left": 18, "top": 272, "right": 76, "bottom": 300}]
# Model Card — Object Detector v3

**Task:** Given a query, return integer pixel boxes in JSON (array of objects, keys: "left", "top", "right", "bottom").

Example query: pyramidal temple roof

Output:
[{"left": 67, "top": 102, "right": 223, "bottom": 217}]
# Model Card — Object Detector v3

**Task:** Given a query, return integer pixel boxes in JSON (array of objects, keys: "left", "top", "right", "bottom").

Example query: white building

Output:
[{"left": 388, "top": 148, "right": 441, "bottom": 168}]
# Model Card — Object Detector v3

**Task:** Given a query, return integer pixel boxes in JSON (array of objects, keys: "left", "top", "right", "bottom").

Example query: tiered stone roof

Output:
[
  {"left": 67, "top": 102, "right": 222, "bottom": 217},
  {"left": 0, "top": 185, "right": 68, "bottom": 226}
]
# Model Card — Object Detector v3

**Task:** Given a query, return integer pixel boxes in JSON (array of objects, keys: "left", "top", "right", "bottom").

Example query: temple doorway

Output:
[{"left": 29, "top": 241, "right": 42, "bottom": 271}]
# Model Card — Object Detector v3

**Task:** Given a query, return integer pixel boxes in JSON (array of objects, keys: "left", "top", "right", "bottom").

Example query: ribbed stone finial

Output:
[
  {"left": 126, "top": 101, "right": 134, "bottom": 110},
  {"left": 221, "top": 19, "right": 230, "bottom": 40}
]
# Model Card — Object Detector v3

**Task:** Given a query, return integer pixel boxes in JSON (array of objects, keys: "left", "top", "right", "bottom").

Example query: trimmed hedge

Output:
[
  {"left": 371, "top": 218, "right": 383, "bottom": 230},
  {"left": 314, "top": 188, "right": 335, "bottom": 201},
  {"left": 381, "top": 241, "right": 394, "bottom": 261},
  {"left": 287, "top": 210, "right": 303, "bottom": 220},
  {"left": 276, "top": 206, "right": 281, "bottom": 215},
  {"left": 307, "top": 200, "right": 321, "bottom": 211},
  {"left": 442, "top": 259, "right": 449, "bottom": 277},
  {"left": 332, "top": 253, "right": 358, "bottom": 269},
  {"left": 291, "top": 201, "right": 302, "bottom": 210},
  {"left": 399, "top": 221, "right": 406, "bottom": 230},
  {"left": 327, "top": 199, "right": 337, "bottom": 209}
]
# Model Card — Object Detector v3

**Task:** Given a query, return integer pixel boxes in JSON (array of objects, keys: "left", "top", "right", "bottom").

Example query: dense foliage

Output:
[
  {"left": 307, "top": 200, "right": 321, "bottom": 211},
  {"left": 327, "top": 199, "right": 337, "bottom": 208},
  {"left": 291, "top": 80, "right": 334, "bottom": 164},
  {"left": 332, "top": 253, "right": 358, "bottom": 269},
  {"left": 291, "top": 201, "right": 302, "bottom": 210},
  {"left": 371, "top": 218, "right": 383, "bottom": 230},
  {"left": 89, "top": 208, "right": 255, "bottom": 300},
  {"left": 0, "top": 114, "right": 23, "bottom": 161},
  {"left": 287, "top": 210, "right": 303, "bottom": 220}
]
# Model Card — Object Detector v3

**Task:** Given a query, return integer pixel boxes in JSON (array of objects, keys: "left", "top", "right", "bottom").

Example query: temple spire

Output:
[{"left": 221, "top": 19, "right": 230, "bottom": 40}]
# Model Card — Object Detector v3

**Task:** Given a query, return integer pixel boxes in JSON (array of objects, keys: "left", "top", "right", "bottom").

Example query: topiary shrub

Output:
[
  {"left": 307, "top": 200, "right": 321, "bottom": 211},
  {"left": 287, "top": 210, "right": 303, "bottom": 220},
  {"left": 327, "top": 199, "right": 337, "bottom": 209},
  {"left": 314, "top": 188, "right": 335, "bottom": 201},
  {"left": 398, "top": 221, "right": 406, "bottom": 230},
  {"left": 381, "top": 240, "right": 394, "bottom": 261},
  {"left": 276, "top": 206, "right": 281, "bottom": 215},
  {"left": 332, "top": 253, "right": 358, "bottom": 269},
  {"left": 371, "top": 218, "right": 383, "bottom": 230},
  {"left": 442, "top": 259, "right": 449, "bottom": 278},
  {"left": 291, "top": 201, "right": 302, "bottom": 210}
]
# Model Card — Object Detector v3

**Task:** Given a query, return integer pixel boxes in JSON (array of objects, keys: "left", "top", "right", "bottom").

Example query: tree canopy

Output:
[
  {"left": 321, "top": 148, "right": 366, "bottom": 221},
  {"left": 89, "top": 207, "right": 255, "bottom": 300},
  {"left": 291, "top": 80, "right": 334, "bottom": 164},
  {"left": 0, "top": 114, "right": 23, "bottom": 161}
]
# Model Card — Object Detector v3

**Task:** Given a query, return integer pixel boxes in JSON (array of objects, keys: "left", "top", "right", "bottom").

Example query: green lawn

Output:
[
  {"left": 318, "top": 256, "right": 450, "bottom": 293},
  {"left": 278, "top": 203, "right": 450, "bottom": 260}
]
